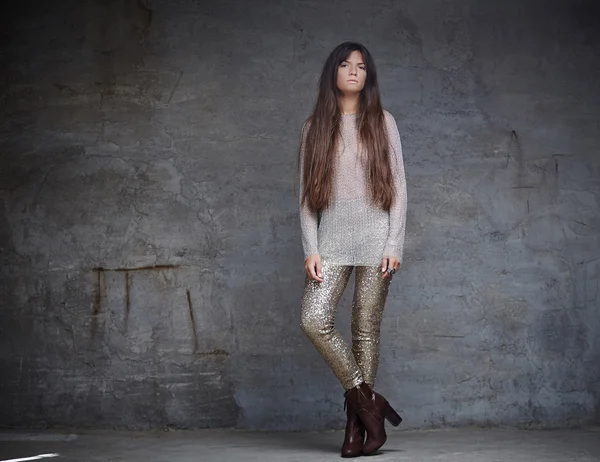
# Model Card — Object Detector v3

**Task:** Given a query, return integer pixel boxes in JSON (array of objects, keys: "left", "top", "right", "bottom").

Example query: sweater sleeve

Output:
[
  {"left": 382, "top": 111, "right": 408, "bottom": 263},
  {"left": 298, "top": 120, "right": 319, "bottom": 259}
]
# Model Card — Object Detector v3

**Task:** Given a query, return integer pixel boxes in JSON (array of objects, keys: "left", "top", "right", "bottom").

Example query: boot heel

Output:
[{"left": 385, "top": 404, "right": 402, "bottom": 426}]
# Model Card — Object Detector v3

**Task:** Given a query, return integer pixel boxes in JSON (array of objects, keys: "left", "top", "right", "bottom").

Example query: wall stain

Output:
[
  {"left": 196, "top": 349, "right": 229, "bottom": 357},
  {"left": 186, "top": 289, "right": 199, "bottom": 353},
  {"left": 92, "top": 264, "right": 178, "bottom": 272},
  {"left": 92, "top": 268, "right": 105, "bottom": 316},
  {"left": 91, "top": 265, "right": 178, "bottom": 336},
  {"left": 511, "top": 129, "right": 528, "bottom": 188},
  {"left": 133, "top": 0, "right": 153, "bottom": 42},
  {"left": 89, "top": 266, "right": 213, "bottom": 358},
  {"left": 124, "top": 271, "right": 131, "bottom": 328},
  {"left": 167, "top": 70, "right": 184, "bottom": 104},
  {"left": 91, "top": 268, "right": 106, "bottom": 339},
  {"left": 86, "top": 0, "right": 154, "bottom": 97}
]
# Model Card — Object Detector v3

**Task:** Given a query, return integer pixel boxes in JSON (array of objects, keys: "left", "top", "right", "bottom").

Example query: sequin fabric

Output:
[
  {"left": 300, "top": 262, "right": 391, "bottom": 390},
  {"left": 299, "top": 110, "right": 407, "bottom": 265}
]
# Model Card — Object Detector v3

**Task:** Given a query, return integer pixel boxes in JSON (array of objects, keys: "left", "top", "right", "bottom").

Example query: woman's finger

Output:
[
  {"left": 315, "top": 258, "right": 323, "bottom": 280},
  {"left": 381, "top": 258, "right": 389, "bottom": 273},
  {"left": 381, "top": 258, "right": 389, "bottom": 278},
  {"left": 307, "top": 265, "right": 316, "bottom": 280},
  {"left": 311, "top": 260, "right": 323, "bottom": 282},
  {"left": 306, "top": 261, "right": 323, "bottom": 282}
]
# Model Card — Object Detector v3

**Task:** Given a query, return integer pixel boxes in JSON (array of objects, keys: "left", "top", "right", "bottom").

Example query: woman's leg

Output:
[
  {"left": 300, "top": 262, "right": 364, "bottom": 390},
  {"left": 350, "top": 266, "right": 391, "bottom": 387}
]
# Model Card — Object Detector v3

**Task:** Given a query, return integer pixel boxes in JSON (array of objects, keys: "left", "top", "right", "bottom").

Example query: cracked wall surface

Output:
[{"left": 0, "top": 0, "right": 599, "bottom": 430}]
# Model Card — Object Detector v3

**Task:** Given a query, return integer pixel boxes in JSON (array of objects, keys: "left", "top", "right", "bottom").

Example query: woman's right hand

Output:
[{"left": 304, "top": 254, "right": 324, "bottom": 282}]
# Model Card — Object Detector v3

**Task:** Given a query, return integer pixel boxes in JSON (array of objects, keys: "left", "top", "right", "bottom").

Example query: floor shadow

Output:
[
  {"left": 261, "top": 431, "right": 340, "bottom": 453},
  {"left": 254, "top": 431, "right": 406, "bottom": 456}
]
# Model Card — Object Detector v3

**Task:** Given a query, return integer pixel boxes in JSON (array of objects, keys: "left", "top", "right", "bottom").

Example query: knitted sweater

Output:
[{"left": 299, "top": 110, "right": 407, "bottom": 266}]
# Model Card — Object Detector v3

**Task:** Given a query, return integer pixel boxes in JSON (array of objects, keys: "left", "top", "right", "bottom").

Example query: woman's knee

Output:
[
  {"left": 351, "top": 312, "right": 382, "bottom": 338},
  {"left": 300, "top": 309, "right": 331, "bottom": 338},
  {"left": 300, "top": 310, "right": 318, "bottom": 337}
]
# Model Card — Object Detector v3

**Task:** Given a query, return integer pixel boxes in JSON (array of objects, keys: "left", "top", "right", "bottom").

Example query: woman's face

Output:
[{"left": 336, "top": 50, "right": 367, "bottom": 94}]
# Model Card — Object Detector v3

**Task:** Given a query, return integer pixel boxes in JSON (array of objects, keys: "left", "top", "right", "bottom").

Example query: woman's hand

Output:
[
  {"left": 305, "top": 254, "right": 324, "bottom": 282},
  {"left": 381, "top": 257, "right": 400, "bottom": 279}
]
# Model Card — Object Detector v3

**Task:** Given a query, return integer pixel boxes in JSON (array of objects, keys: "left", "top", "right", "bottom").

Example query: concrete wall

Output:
[{"left": 1, "top": 0, "right": 599, "bottom": 430}]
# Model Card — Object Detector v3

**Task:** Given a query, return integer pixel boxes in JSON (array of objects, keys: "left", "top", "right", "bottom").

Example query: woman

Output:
[{"left": 298, "top": 42, "right": 407, "bottom": 458}]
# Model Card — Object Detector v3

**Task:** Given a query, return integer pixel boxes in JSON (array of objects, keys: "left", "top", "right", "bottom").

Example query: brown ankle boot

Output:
[
  {"left": 346, "top": 382, "right": 402, "bottom": 456},
  {"left": 341, "top": 391, "right": 365, "bottom": 458}
]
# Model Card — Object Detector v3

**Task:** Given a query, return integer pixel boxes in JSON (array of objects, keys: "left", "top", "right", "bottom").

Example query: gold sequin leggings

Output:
[{"left": 300, "top": 261, "right": 391, "bottom": 391}]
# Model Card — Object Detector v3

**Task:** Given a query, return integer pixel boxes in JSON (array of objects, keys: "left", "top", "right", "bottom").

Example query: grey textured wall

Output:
[{"left": 1, "top": 0, "right": 599, "bottom": 430}]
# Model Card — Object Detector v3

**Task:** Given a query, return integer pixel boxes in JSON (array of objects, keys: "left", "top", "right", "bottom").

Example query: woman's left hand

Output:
[{"left": 381, "top": 257, "right": 400, "bottom": 279}]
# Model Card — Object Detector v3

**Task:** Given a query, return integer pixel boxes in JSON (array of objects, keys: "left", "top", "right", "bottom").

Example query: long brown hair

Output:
[{"left": 300, "top": 42, "right": 395, "bottom": 212}]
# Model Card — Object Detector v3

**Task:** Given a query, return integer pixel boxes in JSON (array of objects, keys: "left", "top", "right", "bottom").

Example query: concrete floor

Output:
[{"left": 0, "top": 427, "right": 599, "bottom": 462}]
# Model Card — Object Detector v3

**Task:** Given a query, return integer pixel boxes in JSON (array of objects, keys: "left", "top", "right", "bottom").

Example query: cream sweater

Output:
[{"left": 299, "top": 111, "right": 407, "bottom": 266}]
